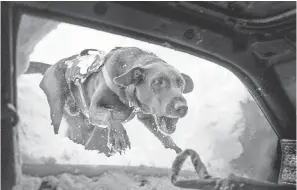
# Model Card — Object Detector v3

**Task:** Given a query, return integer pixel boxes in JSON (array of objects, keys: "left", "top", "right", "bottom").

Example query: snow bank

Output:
[
  {"left": 17, "top": 15, "right": 58, "bottom": 77},
  {"left": 17, "top": 22, "right": 277, "bottom": 180},
  {"left": 16, "top": 172, "right": 190, "bottom": 190}
]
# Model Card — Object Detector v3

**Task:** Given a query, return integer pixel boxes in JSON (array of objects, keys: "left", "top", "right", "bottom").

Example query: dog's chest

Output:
[
  {"left": 101, "top": 90, "right": 135, "bottom": 120},
  {"left": 84, "top": 76, "right": 135, "bottom": 122}
]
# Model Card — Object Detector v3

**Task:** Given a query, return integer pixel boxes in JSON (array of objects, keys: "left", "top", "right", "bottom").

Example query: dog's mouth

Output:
[{"left": 153, "top": 115, "right": 178, "bottom": 135}]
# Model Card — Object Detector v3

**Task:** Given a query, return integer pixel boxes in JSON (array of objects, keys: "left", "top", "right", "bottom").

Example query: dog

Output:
[{"left": 40, "top": 47, "right": 194, "bottom": 156}]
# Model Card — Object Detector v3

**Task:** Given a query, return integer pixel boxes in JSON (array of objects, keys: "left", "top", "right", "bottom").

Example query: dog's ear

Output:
[
  {"left": 113, "top": 66, "right": 146, "bottom": 87},
  {"left": 39, "top": 60, "right": 68, "bottom": 134},
  {"left": 181, "top": 73, "right": 194, "bottom": 94}
]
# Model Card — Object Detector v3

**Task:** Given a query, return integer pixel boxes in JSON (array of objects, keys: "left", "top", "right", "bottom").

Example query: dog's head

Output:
[{"left": 113, "top": 57, "right": 194, "bottom": 135}]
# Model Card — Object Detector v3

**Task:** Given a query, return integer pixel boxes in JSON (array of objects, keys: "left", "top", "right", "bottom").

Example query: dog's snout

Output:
[
  {"left": 174, "top": 102, "right": 188, "bottom": 117},
  {"left": 167, "top": 97, "right": 188, "bottom": 118}
]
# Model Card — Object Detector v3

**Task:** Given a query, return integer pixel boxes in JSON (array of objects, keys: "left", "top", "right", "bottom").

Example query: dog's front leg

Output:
[
  {"left": 89, "top": 90, "right": 130, "bottom": 154},
  {"left": 137, "top": 113, "right": 182, "bottom": 154},
  {"left": 89, "top": 106, "right": 131, "bottom": 154},
  {"left": 107, "top": 121, "right": 131, "bottom": 154}
]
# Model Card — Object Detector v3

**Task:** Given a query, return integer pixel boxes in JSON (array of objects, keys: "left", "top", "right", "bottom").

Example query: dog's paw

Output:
[
  {"left": 104, "top": 149, "right": 116, "bottom": 157},
  {"left": 107, "top": 126, "right": 131, "bottom": 154}
]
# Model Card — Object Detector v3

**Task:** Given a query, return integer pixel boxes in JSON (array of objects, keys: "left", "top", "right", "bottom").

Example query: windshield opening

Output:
[{"left": 15, "top": 14, "right": 279, "bottom": 189}]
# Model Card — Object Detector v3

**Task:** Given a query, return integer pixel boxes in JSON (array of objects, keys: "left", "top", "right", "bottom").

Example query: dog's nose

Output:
[{"left": 173, "top": 102, "right": 188, "bottom": 117}]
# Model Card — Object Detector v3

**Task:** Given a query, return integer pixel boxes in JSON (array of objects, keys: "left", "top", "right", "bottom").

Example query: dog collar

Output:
[
  {"left": 125, "top": 85, "right": 142, "bottom": 112},
  {"left": 102, "top": 65, "right": 141, "bottom": 113},
  {"left": 102, "top": 65, "right": 119, "bottom": 95}
]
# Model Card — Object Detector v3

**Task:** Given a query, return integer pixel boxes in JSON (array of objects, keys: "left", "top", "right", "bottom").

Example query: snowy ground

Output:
[
  {"left": 17, "top": 22, "right": 270, "bottom": 179},
  {"left": 18, "top": 173, "right": 192, "bottom": 190}
]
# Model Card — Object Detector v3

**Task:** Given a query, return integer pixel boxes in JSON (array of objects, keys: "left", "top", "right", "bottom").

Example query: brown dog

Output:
[{"left": 40, "top": 47, "right": 194, "bottom": 156}]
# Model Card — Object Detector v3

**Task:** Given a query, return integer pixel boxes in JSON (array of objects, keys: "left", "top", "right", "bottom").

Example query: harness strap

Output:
[
  {"left": 102, "top": 65, "right": 118, "bottom": 97},
  {"left": 67, "top": 50, "right": 104, "bottom": 121},
  {"left": 74, "top": 79, "right": 90, "bottom": 119}
]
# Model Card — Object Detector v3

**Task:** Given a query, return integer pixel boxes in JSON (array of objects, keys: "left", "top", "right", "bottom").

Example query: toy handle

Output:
[{"left": 80, "top": 49, "right": 100, "bottom": 56}]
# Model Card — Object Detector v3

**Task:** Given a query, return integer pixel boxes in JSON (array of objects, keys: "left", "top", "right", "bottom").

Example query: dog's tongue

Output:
[{"left": 154, "top": 116, "right": 178, "bottom": 135}]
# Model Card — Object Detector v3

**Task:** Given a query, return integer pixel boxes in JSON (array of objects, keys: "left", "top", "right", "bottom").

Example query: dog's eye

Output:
[
  {"left": 154, "top": 78, "right": 165, "bottom": 86},
  {"left": 176, "top": 78, "right": 184, "bottom": 88},
  {"left": 151, "top": 77, "right": 169, "bottom": 92},
  {"left": 157, "top": 79, "right": 163, "bottom": 85}
]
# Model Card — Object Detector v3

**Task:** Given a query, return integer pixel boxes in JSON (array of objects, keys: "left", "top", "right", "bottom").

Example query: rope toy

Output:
[{"left": 170, "top": 149, "right": 295, "bottom": 190}]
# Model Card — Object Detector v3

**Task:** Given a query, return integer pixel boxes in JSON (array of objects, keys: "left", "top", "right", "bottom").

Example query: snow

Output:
[
  {"left": 18, "top": 22, "right": 270, "bottom": 180},
  {"left": 77, "top": 54, "right": 101, "bottom": 75},
  {"left": 16, "top": 173, "right": 191, "bottom": 190}
]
